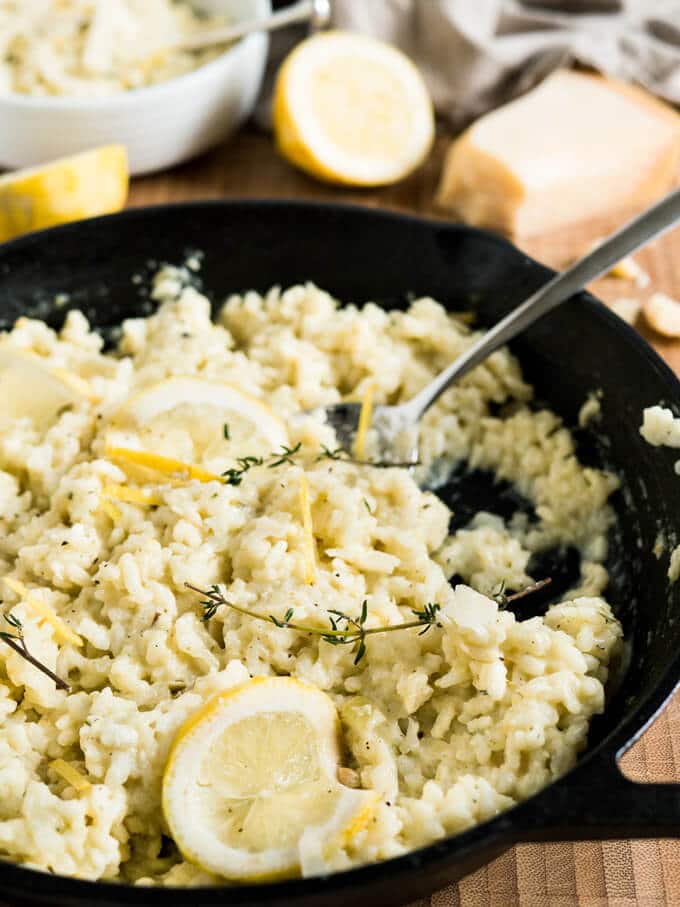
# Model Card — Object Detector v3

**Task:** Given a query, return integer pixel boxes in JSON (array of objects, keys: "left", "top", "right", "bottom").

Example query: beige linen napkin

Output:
[{"left": 259, "top": 0, "right": 680, "bottom": 127}]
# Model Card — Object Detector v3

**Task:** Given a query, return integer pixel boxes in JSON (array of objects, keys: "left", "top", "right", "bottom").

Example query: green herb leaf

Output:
[{"left": 268, "top": 442, "right": 302, "bottom": 468}]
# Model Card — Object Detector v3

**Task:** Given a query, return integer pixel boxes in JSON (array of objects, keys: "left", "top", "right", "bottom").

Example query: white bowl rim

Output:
[{"left": 0, "top": 13, "right": 268, "bottom": 112}]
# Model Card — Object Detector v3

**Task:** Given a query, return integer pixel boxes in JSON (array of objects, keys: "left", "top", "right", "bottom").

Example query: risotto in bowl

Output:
[{"left": 0, "top": 260, "right": 625, "bottom": 886}]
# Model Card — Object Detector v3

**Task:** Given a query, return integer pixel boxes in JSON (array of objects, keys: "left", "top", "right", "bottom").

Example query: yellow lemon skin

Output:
[
  {"left": 0, "top": 145, "right": 128, "bottom": 242},
  {"left": 273, "top": 31, "right": 434, "bottom": 188},
  {"left": 162, "top": 677, "right": 377, "bottom": 882}
]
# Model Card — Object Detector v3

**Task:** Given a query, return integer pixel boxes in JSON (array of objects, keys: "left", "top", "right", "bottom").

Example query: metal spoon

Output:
[
  {"left": 311, "top": 186, "right": 680, "bottom": 463},
  {"left": 174, "top": 0, "right": 331, "bottom": 52}
]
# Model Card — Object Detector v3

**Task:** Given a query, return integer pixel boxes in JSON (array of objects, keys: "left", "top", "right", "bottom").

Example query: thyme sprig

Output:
[
  {"left": 493, "top": 577, "right": 552, "bottom": 608},
  {"left": 221, "top": 442, "right": 417, "bottom": 488},
  {"left": 221, "top": 455, "right": 264, "bottom": 486},
  {"left": 221, "top": 443, "right": 303, "bottom": 486},
  {"left": 316, "top": 445, "right": 344, "bottom": 461},
  {"left": 316, "top": 446, "right": 419, "bottom": 469},
  {"left": 268, "top": 443, "right": 302, "bottom": 468},
  {"left": 0, "top": 613, "right": 70, "bottom": 691},
  {"left": 187, "top": 583, "right": 441, "bottom": 665}
]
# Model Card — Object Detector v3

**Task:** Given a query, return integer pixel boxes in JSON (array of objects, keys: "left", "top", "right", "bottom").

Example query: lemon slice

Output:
[
  {"left": 0, "top": 349, "right": 91, "bottom": 432},
  {"left": 273, "top": 31, "right": 434, "bottom": 187},
  {"left": 0, "top": 146, "right": 128, "bottom": 243},
  {"left": 162, "top": 677, "right": 376, "bottom": 881},
  {"left": 113, "top": 377, "right": 288, "bottom": 466}
]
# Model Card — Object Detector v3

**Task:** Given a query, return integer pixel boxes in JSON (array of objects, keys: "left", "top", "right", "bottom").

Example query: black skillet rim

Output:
[{"left": 0, "top": 199, "right": 678, "bottom": 903}]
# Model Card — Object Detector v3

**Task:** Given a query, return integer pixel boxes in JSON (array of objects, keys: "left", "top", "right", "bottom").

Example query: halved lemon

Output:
[
  {"left": 273, "top": 31, "right": 435, "bottom": 187},
  {"left": 0, "top": 146, "right": 128, "bottom": 243},
  {"left": 0, "top": 349, "right": 92, "bottom": 431},
  {"left": 112, "top": 377, "right": 289, "bottom": 466},
  {"left": 162, "top": 677, "right": 376, "bottom": 881}
]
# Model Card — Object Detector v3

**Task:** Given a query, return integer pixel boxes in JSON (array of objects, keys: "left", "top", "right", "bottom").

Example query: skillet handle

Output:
[{"left": 515, "top": 750, "right": 680, "bottom": 840}]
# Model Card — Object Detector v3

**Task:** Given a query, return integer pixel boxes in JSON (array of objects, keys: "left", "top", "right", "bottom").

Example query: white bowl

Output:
[{"left": 0, "top": 0, "right": 270, "bottom": 176}]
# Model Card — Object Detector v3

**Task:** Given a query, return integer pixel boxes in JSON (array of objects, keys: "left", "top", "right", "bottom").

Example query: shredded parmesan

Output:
[
  {"left": 49, "top": 759, "right": 91, "bottom": 793},
  {"left": 106, "top": 447, "right": 222, "bottom": 484},
  {"left": 299, "top": 476, "right": 317, "bottom": 585},
  {"left": 354, "top": 383, "right": 375, "bottom": 460},
  {"left": 587, "top": 238, "right": 650, "bottom": 287},
  {"left": 99, "top": 496, "right": 123, "bottom": 523},
  {"left": 3, "top": 578, "right": 83, "bottom": 648},
  {"left": 102, "top": 483, "right": 162, "bottom": 506}
]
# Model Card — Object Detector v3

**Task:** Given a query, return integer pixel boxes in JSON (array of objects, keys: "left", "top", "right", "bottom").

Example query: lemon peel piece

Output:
[
  {"left": 106, "top": 447, "right": 222, "bottom": 484},
  {"left": 3, "top": 578, "right": 83, "bottom": 648},
  {"left": 299, "top": 475, "right": 317, "bottom": 585},
  {"left": 102, "top": 483, "right": 162, "bottom": 506},
  {"left": 49, "top": 759, "right": 91, "bottom": 793},
  {"left": 354, "top": 383, "right": 375, "bottom": 460},
  {"left": 99, "top": 496, "right": 123, "bottom": 524}
]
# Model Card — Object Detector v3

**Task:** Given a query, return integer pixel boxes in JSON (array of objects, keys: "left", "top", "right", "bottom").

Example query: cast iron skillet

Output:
[{"left": 0, "top": 200, "right": 679, "bottom": 907}]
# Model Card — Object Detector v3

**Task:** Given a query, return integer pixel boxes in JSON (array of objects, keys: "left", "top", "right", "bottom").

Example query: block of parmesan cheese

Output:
[{"left": 436, "top": 70, "right": 680, "bottom": 238}]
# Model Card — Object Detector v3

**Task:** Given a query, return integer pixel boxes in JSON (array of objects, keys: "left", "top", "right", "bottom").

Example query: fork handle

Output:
[
  {"left": 404, "top": 186, "right": 680, "bottom": 421},
  {"left": 177, "top": 0, "right": 326, "bottom": 51}
]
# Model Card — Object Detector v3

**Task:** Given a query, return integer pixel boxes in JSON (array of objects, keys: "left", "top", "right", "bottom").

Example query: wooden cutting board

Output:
[{"left": 127, "top": 127, "right": 680, "bottom": 907}]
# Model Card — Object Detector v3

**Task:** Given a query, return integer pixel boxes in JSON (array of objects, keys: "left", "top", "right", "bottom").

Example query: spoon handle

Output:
[
  {"left": 406, "top": 185, "right": 680, "bottom": 420},
  {"left": 178, "top": 0, "right": 325, "bottom": 51}
]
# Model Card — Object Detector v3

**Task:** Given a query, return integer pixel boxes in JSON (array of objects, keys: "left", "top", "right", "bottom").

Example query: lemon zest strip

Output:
[
  {"left": 106, "top": 447, "right": 222, "bottom": 484},
  {"left": 3, "top": 578, "right": 83, "bottom": 648},
  {"left": 104, "top": 455, "right": 186, "bottom": 488},
  {"left": 49, "top": 759, "right": 91, "bottom": 793},
  {"left": 354, "top": 383, "right": 375, "bottom": 460},
  {"left": 299, "top": 475, "right": 317, "bottom": 585},
  {"left": 99, "top": 496, "right": 122, "bottom": 524},
  {"left": 102, "top": 483, "right": 162, "bottom": 506}
]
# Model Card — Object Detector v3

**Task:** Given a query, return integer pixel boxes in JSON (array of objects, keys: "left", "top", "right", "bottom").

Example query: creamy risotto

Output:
[
  {"left": 0, "top": 267, "right": 623, "bottom": 884},
  {"left": 0, "top": 1, "right": 227, "bottom": 97}
]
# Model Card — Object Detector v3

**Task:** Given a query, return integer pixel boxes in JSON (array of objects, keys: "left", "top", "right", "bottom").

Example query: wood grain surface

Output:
[{"left": 124, "top": 126, "right": 677, "bottom": 906}]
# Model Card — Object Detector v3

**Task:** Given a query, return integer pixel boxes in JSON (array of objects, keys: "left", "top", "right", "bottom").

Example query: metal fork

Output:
[{"left": 308, "top": 187, "right": 680, "bottom": 464}]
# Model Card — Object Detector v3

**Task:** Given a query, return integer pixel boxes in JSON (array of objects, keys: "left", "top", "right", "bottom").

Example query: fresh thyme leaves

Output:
[
  {"left": 223, "top": 423, "right": 230, "bottom": 440},
  {"left": 363, "top": 498, "right": 373, "bottom": 514},
  {"left": 411, "top": 602, "right": 442, "bottom": 635},
  {"left": 316, "top": 445, "right": 344, "bottom": 462},
  {"left": 494, "top": 577, "right": 552, "bottom": 608},
  {"left": 222, "top": 456, "right": 264, "bottom": 486},
  {"left": 4, "top": 612, "right": 22, "bottom": 632},
  {"left": 187, "top": 583, "right": 441, "bottom": 665},
  {"left": 221, "top": 443, "right": 417, "bottom": 487},
  {"left": 268, "top": 443, "right": 302, "bottom": 468},
  {"left": 0, "top": 613, "right": 70, "bottom": 691},
  {"left": 196, "top": 584, "right": 223, "bottom": 621},
  {"left": 221, "top": 444, "right": 302, "bottom": 485},
  {"left": 316, "top": 445, "right": 419, "bottom": 469},
  {"left": 353, "top": 458, "right": 420, "bottom": 468}
]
